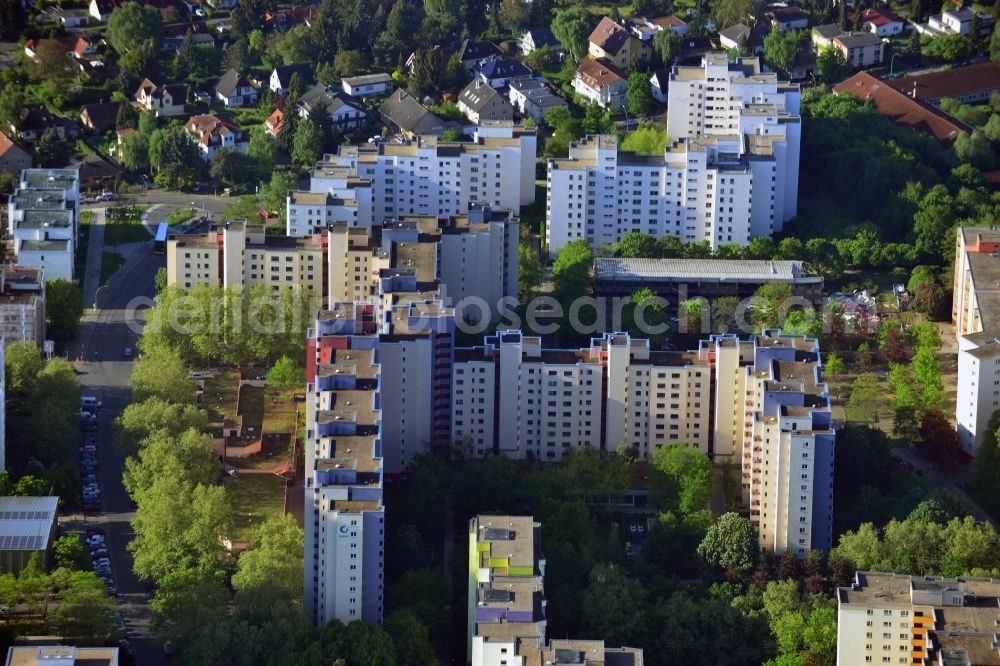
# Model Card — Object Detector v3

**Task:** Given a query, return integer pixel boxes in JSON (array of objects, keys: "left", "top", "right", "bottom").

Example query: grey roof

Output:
[
  {"left": 835, "top": 31, "right": 882, "bottom": 48},
  {"left": 594, "top": 258, "right": 821, "bottom": 284},
  {"left": 215, "top": 68, "right": 250, "bottom": 96},
  {"left": 20, "top": 239, "right": 70, "bottom": 252},
  {"left": 298, "top": 84, "right": 363, "bottom": 116},
  {"left": 0, "top": 496, "right": 57, "bottom": 552},
  {"left": 20, "top": 168, "right": 78, "bottom": 190},
  {"left": 812, "top": 23, "right": 844, "bottom": 38},
  {"left": 342, "top": 72, "right": 393, "bottom": 87},
  {"left": 523, "top": 28, "right": 560, "bottom": 49},
  {"left": 10, "top": 189, "right": 69, "bottom": 211},
  {"left": 719, "top": 23, "right": 752, "bottom": 43},
  {"left": 509, "top": 78, "right": 567, "bottom": 110},
  {"left": 459, "top": 80, "right": 508, "bottom": 113},
  {"left": 459, "top": 38, "right": 500, "bottom": 62},
  {"left": 379, "top": 90, "right": 448, "bottom": 134},
  {"left": 20, "top": 210, "right": 72, "bottom": 228},
  {"left": 272, "top": 63, "right": 315, "bottom": 89},
  {"left": 650, "top": 68, "right": 670, "bottom": 90}
]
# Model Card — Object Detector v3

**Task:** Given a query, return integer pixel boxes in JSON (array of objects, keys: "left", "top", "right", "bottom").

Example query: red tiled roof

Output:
[
  {"left": 646, "top": 15, "right": 686, "bottom": 28},
  {"left": 184, "top": 114, "right": 243, "bottom": 146},
  {"left": 885, "top": 62, "right": 1000, "bottom": 102},
  {"left": 265, "top": 108, "right": 284, "bottom": 135},
  {"left": 589, "top": 17, "right": 631, "bottom": 55},
  {"left": 834, "top": 71, "right": 972, "bottom": 148},
  {"left": 575, "top": 58, "right": 627, "bottom": 90},
  {"left": 0, "top": 131, "right": 29, "bottom": 159},
  {"left": 860, "top": 7, "right": 903, "bottom": 26}
]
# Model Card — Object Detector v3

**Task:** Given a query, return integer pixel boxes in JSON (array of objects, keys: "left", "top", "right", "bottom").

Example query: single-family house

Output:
[
  {"left": 766, "top": 6, "right": 809, "bottom": 31},
  {"left": 812, "top": 23, "right": 845, "bottom": 49},
  {"left": 458, "top": 39, "right": 501, "bottom": 70},
  {"left": 917, "top": 7, "right": 991, "bottom": 36},
  {"left": 184, "top": 114, "right": 247, "bottom": 160},
  {"left": 858, "top": 8, "right": 905, "bottom": 37},
  {"left": 475, "top": 55, "right": 532, "bottom": 88},
  {"left": 642, "top": 15, "right": 688, "bottom": 35},
  {"left": 650, "top": 68, "right": 670, "bottom": 103},
  {"left": 0, "top": 132, "right": 32, "bottom": 174},
  {"left": 296, "top": 84, "right": 367, "bottom": 130},
  {"left": 215, "top": 69, "right": 258, "bottom": 108},
  {"left": 79, "top": 102, "right": 122, "bottom": 132},
  {"left": 507, "top": 78, "right": 567, "bottom": 124},
  {"left": 74, "top": 152, "right": 123, "bottom": 190},
  {"left": 458, "top": 80, "right": 514, "bottom": 124},
  {"left": 719, "top": 22, "right": 770, "bottom": 53},
  {"left": 10, "top": 108, "right": 79, "bottom": 142},
  {"left": 833, "top": 31, "right": 884, "bottom": 68},
  {"left": 520, "top": 28, "right": 562, "bottom": 55},
  {"left": 588, "top": 16, "right": 650, "bottom": 69},
  {"left": 134, "top": 79, "right": 187, "bottom": 116},
  {"left": 573, "top": 59, "right": 628, "bottom": 109},
  {"left": 264, "top": 108, "right": 285, "bottom": 136},
  {"left": 88, "top": 0, "right": 122, "bottom": 21},
  {"left": 269, "top": 64, "right": 315, "bottom": 96},
  {"left": 379, "top": 89, "right": 453, "bottom": 137},
  {"left": 47, "top": 8, "right": 90, "bottom": 26},
  {"left": 341, "top": 73, "right": 394, "bottom": 98},
  {"left": 680, "top": 34, "right": 714, "bottom": 56}
]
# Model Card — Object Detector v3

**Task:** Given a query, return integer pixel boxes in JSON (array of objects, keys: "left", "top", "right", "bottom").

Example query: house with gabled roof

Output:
[
  {"left": 588, "top": 16, "right": 650, "bottom": 69},
  {"left": 474, "top": 55, "right": 532, "bottom": 89},
  {"left": 296, "top": 84, "right": 367, "bottom": 130},
  {"left": 458, "top": 39, "right": 501, "bottom": 69},
  {"left": 215, "top": 69, "right": 258, "bottom": 108},
  {"left": 184, "top": 114, "right": 247, "bottom": 160},
  {"left": 379, "top": 89, "right": 454, "bottom": 137},
  {"left": 0, "top": 132, "right": 32, "bottom": 174},
  {"left": 135, "top": 79, "right": 187, "bottom": 116},
  {"left": 458, "top": 79, "right": 513, "bottom": 124},
  {"left": 573, "top": 59, "right": 628, "bottom": 109},
  {"left": 270, "top": 63, "right": 315, "bottom": 96}
]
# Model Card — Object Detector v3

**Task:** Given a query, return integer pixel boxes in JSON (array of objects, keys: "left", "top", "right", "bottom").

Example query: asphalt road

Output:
[
  {"left": 65, "top": 227, "right": 165, "bottom": 665},
  {"left": 133, "top": 189, "right": 234, "bottom": 223}
]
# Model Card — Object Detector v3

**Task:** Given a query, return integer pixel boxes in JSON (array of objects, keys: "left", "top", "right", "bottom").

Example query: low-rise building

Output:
[
  {"left": 5, "top": 646, "right": 119, "bottom": 666},
  {"left": 858, "top": 7, "right": 905, "bottom": 37},
  {"left": 519, "top": 27, "right": 562, "bottom": 55},
  {"left": 379, "top": 89, "right": 453, "bottom": 138},
  {"left": 269, "top": 63, "right": 315, "bottom": 96},
  {"left": 215, "top": 69, "right": 258, "bottom": 108},
  {"left": 811, "top": 22, "right": 844, "bottom": 48},
  {"left": 507, "top": 78, "right": 567, "bottom": 124},
  {"left": 459, "top": 80, "right": 514, "bottom": 124},
  {"left": 475, "top": 55, "right": 532, "bottom": 89},
  {"left": 917, "top": 7, "right": 992, "bottom": 36},
  {"left": 832, "top": 31, "right": 884, "bottom": 68},
  {"left": 0, "top": 496, "right": 57, "bottom": 573},
  {"left": 0, "top": 266, "right": 46, "bottom": 346},
  {"left": 341, "top": 73, "right": 394, "bottom": 98},
  {"left": 458, "top": 39, "right": 501, "bottom": 70},
  {"left": 886, "top": 62, "right": 1000, "bottom": 106},
  {"left": 0, "top": 132, "right": 31, "bottom": 175},
  {"left": 264, "top": 108, "right": 285, "bottom": 136},
  {"left": 296, "top": 84, "right": 367, "bottom": 131},
  {"left": 766, "top": 6, "right": 809, "bottom": 30},
  {"left": 588, "top": 16, "right": 650, "bottom": 69},
  {"left": 572, "top": 59, "right": 628, "bottom": 109},
  {"left": 593, "top": 258, "right": 823, "bottom": 307},
  {"left": 8, "top": 107, "right": 78, "bottom": 143},
  {"left": 836, "top": 572, "right": 1000, "bottom": 666},
  {"left": 835, "top": 72, "right": 970, "bottom": 148},
  {"left": 78, "top": 101, "right": 121, "bottom": 132},
  {"left": 184, "top": 114, "right": 247, "bottom": 160},
  {"left": 134, "top": 79, "right": 186, "bottom": 117}
]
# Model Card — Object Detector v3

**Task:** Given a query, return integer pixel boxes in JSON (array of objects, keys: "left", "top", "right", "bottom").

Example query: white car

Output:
[{"left": 194, "top": 6, "right": 205, "bottom": 15}]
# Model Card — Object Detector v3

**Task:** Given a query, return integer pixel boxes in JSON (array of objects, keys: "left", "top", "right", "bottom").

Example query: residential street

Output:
[{"left": 63, "top": 210, "right": 165, "bottom": 666}]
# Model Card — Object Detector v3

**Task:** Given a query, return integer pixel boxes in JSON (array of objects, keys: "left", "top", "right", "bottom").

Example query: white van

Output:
[{"left": 81, "top": 396, "right": 102, "bottom": 409}]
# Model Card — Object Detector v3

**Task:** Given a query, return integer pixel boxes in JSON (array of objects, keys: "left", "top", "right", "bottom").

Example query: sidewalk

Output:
[{"left": 82, "top": 207, "right": 105, "bottom": 309}]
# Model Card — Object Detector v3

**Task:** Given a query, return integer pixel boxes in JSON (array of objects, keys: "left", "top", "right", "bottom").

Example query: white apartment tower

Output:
[
  {"left": 7, "top": 169, "right": 81, "bottom": 282},
  {"left": 545, "top": 54, "right": 800, "bottom": 256},
  {"left": 288, "top": 123, "right": 536, "bottom": 238}
]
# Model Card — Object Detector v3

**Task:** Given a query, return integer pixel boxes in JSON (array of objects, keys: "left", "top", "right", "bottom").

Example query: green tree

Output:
[
  {"left": 817, "top": 44, "right": 849, "bottom": 83},
  {"left": 115, "top": 396, "right": 209, "bottom": 457},
  {"left": 34, "top": 129, "right": 71, "bottom": 168},
  {"left": 149, "top": 126, "right": 202, "bottom": 189},
  {"left": 954, "top": 130, "right": 996, "bottom": 170},
  {"left": 626, "top": 72, "right": 653, "bottom": 115},
  {"left": 518, "top": 244, "right": 543, "bottom": 303},
  {"left": 5, "top": 341, "right": 42, "bottom": 397},
  {"left": 0, "top": 86, "right": 24, "bottom": 135},
  {"left": 45, "top": 279, "right": 83, "bottom": 342},
  {"left": 651, "top": 444, "right": 714, "bottom": 514},
  {"left": 992, "top": 29, "right": 1000, "bottom": 61},
  {"left": 581, "top": 564, "right": 648, "bottom": 646},
  {"left": 266, "top": 355, "right": 306, "bottom": 387},
  {"left": 24, "top": 358, "right": 80, "bottom": 464},
  {"left": 551, "top": 7, "right": 593, "bottom": 62},
  {"left": 123, "top": 428, "right": 220, "bottom": 502},
  {"left": 245, "top": 127, "right": 276, "bottom": 183},
  {"left": 209, "top": 148, "right": 245, "bottom": 187},
  {"left": 500, "top": 0, "right": 530, "bottom": 31},
  {"left": 53, "top": 534, "right": 89, "bottom": 570},
  {"left": 912, "top": 279, "right": 950, "bottom": 320},
  {"left": 292, "top": 116, "right": 323, "bottom": 168},
  {"left": 552, "top": 240, "right": 593, "bottom": 301},
  {"left": 824, "top": 353, "right": 845, "bottom": 375},
  {"left": 763, "top": 29, "right": 801, "bottom": 78},
  {"left": 715, "top": 0, "right": 759, "bottom": 30},
  {"left": 129, "top": 347, "right": 195, "bottom": 404},
  {"left": 752, "top": 282, "right": 794, "bottom": 329},
  {"left": 619, "top": 124, "right": 668, "bottom": 155},
  {"left": 653, "top": 28, "right": 682, "bottom": 66},
  {"left": 924, "top": 33, "right": 971, "bottom": 62},
  {"left": 385, "top": 609, "right": 437, "bottom": 666},
  {"left": 232, "top": 514, "right": 303, "bottom": 599},
  {"left": 49, "top": 573, "right": 116, "bottom": 640},
  {"left": 106, "top": 1, "right": 164, "bottom": 54},
  {"left": 118, "top": 131, "right": 150, "bottom": 172},
  {"left": 848, "top": 373, "right": 882, "bottom": 424},
  {"left": 613, "top": 231, "right": 660, "bottom": 258},
  {"left": 697, "top": 512, "right": 758, "bottom": 581}
]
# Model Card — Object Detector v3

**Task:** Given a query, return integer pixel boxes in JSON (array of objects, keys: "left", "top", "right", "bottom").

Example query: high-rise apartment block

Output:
[
  {"left": 545, "top": 55, "right": 800, "bottom": 256},
  {"left": 836, "top": 571, "right": 1000, "bottom": 666},
  {"left": 6, "top": 169, "right": 80, "bottom": 281},
  {"left": 453, "top": 331, "right": 834, "bottom": 555},
  {"left": 287, "top": 123, "right": 536, "bottom": 238},
  {"left": 468, "top": 515, "right": 644, "bottom": 666},
  {"left": 167, "top": 206, "right": 517, "bottom": 323},
  {"left": 952, "top": 227, "right": 1000, "bottom": 456}
]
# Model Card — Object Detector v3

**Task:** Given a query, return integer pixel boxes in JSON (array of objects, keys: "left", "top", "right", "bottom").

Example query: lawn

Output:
[
  {"left": 166, "top": 208, "right": 196, "bottom": 225},
  {"left": 103, "top": 221, "right": 152, "bottom": 245},
  {"left": 100, "top": 252, "right": 125, "bottom": 285},
  {"left": 224, "top": 473, "right": 287, "bottom": 541}
]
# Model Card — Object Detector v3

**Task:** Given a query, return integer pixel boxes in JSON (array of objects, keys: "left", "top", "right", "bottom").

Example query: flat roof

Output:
[
  {"left": 0, "top": 496, "right": 57, "bottom": 551},
  {"left": 20, "top": 168, "right": 78, "bottom": 190},
  {"left": 18, "top": 239, "right": 69, "bottom": 252},
  {"left": 6, "top": 646, "right": 119, "bottom": 666},
  {"left": 594, "top": 258, "right": 819, "bottom": 284}
]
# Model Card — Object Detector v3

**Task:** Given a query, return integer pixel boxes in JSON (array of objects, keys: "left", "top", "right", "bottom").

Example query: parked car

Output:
[{"left": 123, "top": 347, "right": 133, "bottom": 358}]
